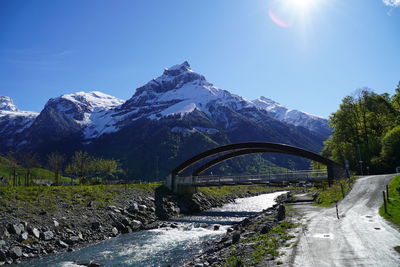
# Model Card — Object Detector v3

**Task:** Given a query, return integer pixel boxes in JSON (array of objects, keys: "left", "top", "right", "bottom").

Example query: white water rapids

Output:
[{"left": 21, "top": 191, "right": 286, "bottom": 267}]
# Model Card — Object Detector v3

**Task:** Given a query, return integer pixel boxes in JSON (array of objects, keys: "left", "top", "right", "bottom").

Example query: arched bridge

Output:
[{"left": 166, "top": 142, "right": 347, "bottom": 193}]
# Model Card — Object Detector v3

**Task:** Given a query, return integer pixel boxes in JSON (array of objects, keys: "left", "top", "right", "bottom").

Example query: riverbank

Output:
[
  {"left": 184, "top": 193, "right": 298, "bottom": 267},
  {"left": 0, "top": 184, "right": 293, "bottom": 265}
]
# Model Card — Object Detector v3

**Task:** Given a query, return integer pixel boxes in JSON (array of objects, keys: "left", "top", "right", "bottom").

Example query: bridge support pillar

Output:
[{"left": 176, "top": 185, "right": 197, "bottom": 195}]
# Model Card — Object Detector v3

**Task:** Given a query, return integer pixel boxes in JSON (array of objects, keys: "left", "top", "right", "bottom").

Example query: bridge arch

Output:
[{"left": 169, "top": 142, "right": 346, "bottom": 192}]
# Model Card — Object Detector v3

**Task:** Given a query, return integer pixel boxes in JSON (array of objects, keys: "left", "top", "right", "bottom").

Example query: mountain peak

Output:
[
  {"left": 163, "top": 61, "right": 191, "bottom": 76},
  {"left": 58, "top": 91, "right": 125, "bottom": 111},
  {"left": 0, "top": 96, "right": 18, "bottom": 112}
]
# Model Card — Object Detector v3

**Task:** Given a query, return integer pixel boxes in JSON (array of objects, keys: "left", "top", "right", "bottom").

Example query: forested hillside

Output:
[{"left": 323, "top": 83, "right": 400, "bottom": 174}]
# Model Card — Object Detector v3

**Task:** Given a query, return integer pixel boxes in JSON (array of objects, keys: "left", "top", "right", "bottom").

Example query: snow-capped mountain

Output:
[
  {"left": 0, "top": 96, "right": 38, "bottom": 146},
  {"left": 0, "top": 62, "right": 330, "bottom": 179},
  {"left": 252, "top": 96, "right": 330, "bottom": 136}
]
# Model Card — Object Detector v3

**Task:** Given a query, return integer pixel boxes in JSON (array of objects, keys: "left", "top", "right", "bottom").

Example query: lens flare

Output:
[{"left": 268, "top": 9, "right": 290, "bottom": 28}]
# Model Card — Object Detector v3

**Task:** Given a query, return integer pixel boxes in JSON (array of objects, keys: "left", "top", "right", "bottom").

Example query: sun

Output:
[
  {"left": 268, "top": 0, "right": 324, "bottom": 28},
  {"left": 286, "top": 0, "right": 319, "bottom": 14}
]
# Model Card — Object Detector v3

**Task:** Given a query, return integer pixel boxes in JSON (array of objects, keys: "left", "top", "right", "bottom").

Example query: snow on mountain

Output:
[
  {"left": 120, "top": 61, "right": 253, "bottom": 119},
  {"left": 84, "top": 62, "right": 330, "bottom": 139},
  {"left": 0, "top": 96, "right": 19, "bottom": 112},
  {"left": 0, "top": 96, "right": 38, "bottom": 145},
  {"left": 252, "top": 96, "right": 330, "bottom": 136},
  {"left": 47, "top": 91, "right": 125, "bottom": 126}
]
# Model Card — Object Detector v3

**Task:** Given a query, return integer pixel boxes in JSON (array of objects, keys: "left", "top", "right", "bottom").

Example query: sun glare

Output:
[
  {"left": 268, "top": 0, "right": 324, "bottom": 28},
  {"left": 287, "top": 0, "right": 318, "bottom": 13}
]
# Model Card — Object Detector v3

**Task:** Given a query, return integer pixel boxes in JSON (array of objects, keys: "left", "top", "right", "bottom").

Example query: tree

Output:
[
  {"left": 381, "top": 126, "right": 400, "bottom": 171},
  {"left": 47, "top": 152, "right": 65, "bottom": 185},
  {"left": 20, "top": 152, "right": 39, "bottom": 186},
  {"left": 66, "top": 151, "right": 91, "bottom": 184},
  {"left": 324, "top": 88, "right": 399, "bottom": 174},
  {"left": 6, "top": 151, "right": 20, "bottom": 186}
]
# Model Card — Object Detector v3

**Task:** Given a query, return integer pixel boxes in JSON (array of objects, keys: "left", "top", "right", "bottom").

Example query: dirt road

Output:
[{"left": 291, "top": 174, "right": 400, "bottom": 267}]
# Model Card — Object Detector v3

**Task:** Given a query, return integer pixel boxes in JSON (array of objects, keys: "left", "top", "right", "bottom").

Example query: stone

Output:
[
  {"left": 57, "top": 240, "right": 69, "bottom": 248},
  {"left": 91, "top": 222, "right": 101, "bottom": 231},
  {"left": 65, "top": 236, "right": 80, "bottom": 245},
  {"left": 41, "top": 231, "right": 54, "bottom": 241},
  {"left": 28, "top": 227, "right": 40, "bottom": 239},
  {"left": 18, "top": 232, "right": 28, "bottom": 242},
  {"left": 53, "top": 220, "right": 60, "bottom": 227},
  {"left": 138, "top": 204, "right": 147, "bottom": 211},
  {"left": 111, "top": 227, "right": 118, "bottom": 236},
  {"left": 232, "top": 232, "right": 241, "bottom": 244},
  {"left": 9, "top": 246, "right": 22, "bottom": 259},
  {"left": 127, "top": 203, "right": 139, "bottom": 213},
  {"left": 213, "top": 225, "right": 220, "bottom": 231},
  {"left": 0, "top": 250, "right": 7, "bottom": 261},
  {"left": 7, "top": 224, "right": 24, "bottom": 235},
  {"left": 260, "top": 224, "right": 272, "bottom": 234},
  {"left": 0, "top": 241, "right": 5, "bottom": 248},
  {"left": 131, "top": 220, "right": 142, "bottom": 230},
  {"left": 276, "top": 204, "right": 286, "bottom": 221}
]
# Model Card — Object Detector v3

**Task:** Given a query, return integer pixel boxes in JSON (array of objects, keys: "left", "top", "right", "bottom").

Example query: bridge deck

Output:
[{"left": 176, "top": 170, "right": 328, "bottom": 187}]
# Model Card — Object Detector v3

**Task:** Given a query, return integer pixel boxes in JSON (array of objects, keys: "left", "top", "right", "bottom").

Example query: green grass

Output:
[
  {"left": 0, "top": 156, "right": 74, "bottom": 185},
  {"left": 379, "top": 175, "right": 400, "bottom": 226},
  {"left": 224, "top": 256, "right": 245, "bottom": 267},
  {"left": 0, "top": 183, "right": 161, "bottom": 211},
  {"left": 312, "top": 177, "right": 357, "bottom": 207},
  {"left": 199, "top": 185, "right": 295, "bottom": 198}
]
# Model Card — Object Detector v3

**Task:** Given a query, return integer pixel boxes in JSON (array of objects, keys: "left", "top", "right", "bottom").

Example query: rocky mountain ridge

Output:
[{"left": 0, "top": 62, "right": 330, "bottom": 179}]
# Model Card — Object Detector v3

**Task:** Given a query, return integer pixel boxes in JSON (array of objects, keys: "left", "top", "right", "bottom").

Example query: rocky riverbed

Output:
[
  {"left": 184, "top": 193, "right": 294, "bottom": 267},
  {"left": 0, "top": 185, "right": 287, "bottom": 265}
]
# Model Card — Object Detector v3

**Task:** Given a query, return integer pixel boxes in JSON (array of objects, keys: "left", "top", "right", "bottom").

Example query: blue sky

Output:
[{"left": 0, "top": 0, "right": 399, "bottom": 117}]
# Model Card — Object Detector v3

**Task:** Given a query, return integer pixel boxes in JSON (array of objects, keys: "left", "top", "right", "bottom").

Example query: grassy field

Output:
[
  {"left": 379, "top": 174, "right": 400, "bottom": 226},
  {"left": 312, "top": 177, "right": 357, "bottom": 207},
  {"left": 198, "top": 185, "right": 295, "bottom": 197},
  {"left": 0, "top": 156, "right": 74, "bottom": 185},
  {"left": 0, "top": 183, "right": 161, "bottom": 211}
]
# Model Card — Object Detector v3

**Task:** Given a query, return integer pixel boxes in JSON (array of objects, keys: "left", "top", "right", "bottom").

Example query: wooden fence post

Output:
[{"left": 383, "top": 191, "right": 387, "bottom": 214}]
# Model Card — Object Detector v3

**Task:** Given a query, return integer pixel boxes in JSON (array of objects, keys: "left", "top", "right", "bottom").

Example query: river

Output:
[{"left": 20, "top": 191, "right": 286, "bottom": 267}]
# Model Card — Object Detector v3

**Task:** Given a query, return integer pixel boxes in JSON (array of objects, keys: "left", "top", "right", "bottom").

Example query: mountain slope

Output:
[
  {"left": 252, "top": 96, "right": 331, "bottom": 137},
  {"left": 0, "top": 62, "right": 329, "bottom": 179}
]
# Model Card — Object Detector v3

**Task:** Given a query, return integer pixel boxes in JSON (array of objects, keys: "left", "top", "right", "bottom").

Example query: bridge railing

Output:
[{"left": 176, "top": 170, "right": 328, "bottom": 186}]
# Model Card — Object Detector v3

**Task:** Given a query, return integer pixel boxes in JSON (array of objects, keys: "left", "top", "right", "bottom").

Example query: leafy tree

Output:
[
  {"left": 66, "top": 151, "right": 91, "bottom": 184},
  {"left": 324, "top": 86, "right": 400, "bottom": 174},
  {"left": 20, "top": 152, "right": 40, "bottom": 186},
  {"left": 381, "top": 126, "right": 400, "bottom": 171},
  {"left": 47, "top": 152, "right": 65, "bottom": 185}
]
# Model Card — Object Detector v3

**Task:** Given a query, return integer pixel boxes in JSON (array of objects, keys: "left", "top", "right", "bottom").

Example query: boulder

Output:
[
  {"left": 65, "top": 236, "right": 80, "bottom": 245},
  {"left": 91, "top": 222, "right": 101, "bottom": 231},
  {"left": 53, "top": 220, "right": 60, "bottom": 227},
  {"left": 57, "top": 240, "right": 69, "bottom": 248},
  {"left": 232, "top": 232, "right": 241, "bottom": 244},
  {"left": 111, "top": 227, "right": 118, "bottom": 236},
  {"left": 0, "top": 240, "right": 5, "bottom": 248},
  {"left": 41, "top": 231, "right": 54, "bottom": 241},
  {"left": 18, "top": 232, "right": 28, "bottom": 242},
  {"left": 213, "top": 225, "right": 220, "bottom": 231},
  {"left": 126, "top": 203, "right": 139, "bottom": 214},
  {"left": 131, "top": 220, "right": 142, "bottom": 230},
  {"left": 7, "top": 224, "right": 24, "bottom": 235},
  {"left": 0, "top": 250, "right": 7, "bottom": 261},
  {"left": 138, "top": 205, "right": 147, "bottom": 211},
  {"left": 28, "top": 227, "right": 40, "bottom": 239},
  {"left": 9, "top": 246, "right": 22, "bottom": 259},
  {"left": 276, "top": 204, "right": 286, "bottom": 221}
]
